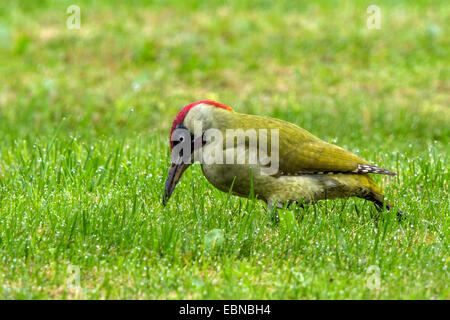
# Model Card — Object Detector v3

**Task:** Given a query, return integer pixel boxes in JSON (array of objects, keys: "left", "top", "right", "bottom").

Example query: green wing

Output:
[{"left": 225, "top": 113, "right": 369, "bottom": 175}]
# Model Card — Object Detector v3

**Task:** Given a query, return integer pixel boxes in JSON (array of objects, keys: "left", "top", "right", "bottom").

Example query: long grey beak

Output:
[{"left": 162, "top": 162, "right": 190, "bottom": 206}]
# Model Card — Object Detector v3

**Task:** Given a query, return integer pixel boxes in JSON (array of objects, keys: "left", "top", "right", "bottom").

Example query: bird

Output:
[{"left": 163, "top": 100, "right": 400, "bottom": 215}]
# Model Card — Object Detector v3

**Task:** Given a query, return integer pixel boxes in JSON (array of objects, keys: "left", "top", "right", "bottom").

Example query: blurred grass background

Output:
[{"left": 0, "top": 0, "right": 448, "bottom": 299}]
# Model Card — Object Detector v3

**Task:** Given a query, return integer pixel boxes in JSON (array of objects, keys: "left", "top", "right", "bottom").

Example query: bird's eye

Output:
[{"left": 179, "top": 136, "right": 184, "bottom": 142}]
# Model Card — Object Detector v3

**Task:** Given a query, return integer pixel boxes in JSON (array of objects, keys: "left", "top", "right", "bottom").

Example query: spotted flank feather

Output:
[
  {"left": 353, "top": 164, "right": 397, "bottom": 176},
  {"left": 278, "top": 164, "right": 397, "bottom": 176}
]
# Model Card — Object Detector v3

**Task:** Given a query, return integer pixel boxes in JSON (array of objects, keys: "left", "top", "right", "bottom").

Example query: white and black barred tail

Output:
[{"left": 354, "top": 164, "right": 397, "bottom": 176}]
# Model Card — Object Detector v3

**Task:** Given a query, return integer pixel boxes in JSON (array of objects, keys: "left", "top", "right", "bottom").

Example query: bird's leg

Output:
[
  {"left": 366, "top": 194, "right": 405, "bottom": 221},
  {"left": 267, "top": 199, "right": 283, "bottom": 223},
  {"left": 267, "top": 199, "right": 306, "bottom": 223}
]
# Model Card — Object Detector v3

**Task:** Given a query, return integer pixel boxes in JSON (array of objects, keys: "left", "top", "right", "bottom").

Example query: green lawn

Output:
[{"left": 0, "top": 0, "right": 448, "bottom": 299}]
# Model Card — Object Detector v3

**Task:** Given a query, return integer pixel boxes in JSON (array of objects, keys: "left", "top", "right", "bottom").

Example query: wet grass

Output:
[{"left": 0, "top": 0, "right": 448, "bottom": 299}]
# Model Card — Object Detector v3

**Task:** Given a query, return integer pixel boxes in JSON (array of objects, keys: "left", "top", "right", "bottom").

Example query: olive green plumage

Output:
[
  {"left": 182, "top": 104, "right": 396, "bottom": 211},
  {"left": 213, "top": 111, "right": 369, "bottom": 173}
]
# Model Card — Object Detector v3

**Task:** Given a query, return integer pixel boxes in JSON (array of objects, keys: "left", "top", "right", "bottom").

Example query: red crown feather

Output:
[{"left": 169, "top": 100, "right": 233, "bottom": 148}]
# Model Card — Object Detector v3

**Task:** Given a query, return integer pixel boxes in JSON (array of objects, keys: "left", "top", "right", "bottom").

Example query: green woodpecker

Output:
[{"left": 163, "top": 100, "right": 398, "bottom": 213}]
